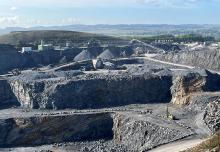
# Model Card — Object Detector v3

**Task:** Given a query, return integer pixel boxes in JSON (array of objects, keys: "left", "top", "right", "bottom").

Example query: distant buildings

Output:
[
  {"left": 88, "top": 39, "right": 101, "bottom": 48},
  {"left": 20, "top": 40, "right": 72, "bottom": 53},
  {"left": 20, "top": 39, "right": 102, "bottom": 54},
  {"left": 53, "top": 43, "right": 71, "bottom": 51},
  {"left": 21, "top": 47, "right": 32, "bottom": 53},
  {"left": 66, "top": 42, "right": 71, "bottom": 47}
]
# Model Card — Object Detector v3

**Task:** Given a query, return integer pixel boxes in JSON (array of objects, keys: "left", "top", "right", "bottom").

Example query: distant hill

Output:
[
  {"left": 0, "top": 30, "right": 123, "bottom": 46},
  {"left": 1, "top": 24, "right": 220, "bottom": 38}
]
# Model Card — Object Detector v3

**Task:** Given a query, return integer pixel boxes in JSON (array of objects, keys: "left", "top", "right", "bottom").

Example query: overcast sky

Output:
[{"left": 0, "top": 0, "right": 220, "bottom": 28}]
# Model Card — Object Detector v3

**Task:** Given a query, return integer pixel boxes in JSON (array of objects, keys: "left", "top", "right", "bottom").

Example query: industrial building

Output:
[{"left": 38, "top": 40, "right": 53, "bottom": 51}]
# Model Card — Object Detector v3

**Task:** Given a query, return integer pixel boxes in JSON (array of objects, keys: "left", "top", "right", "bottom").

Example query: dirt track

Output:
[{"left": 149, "top": 138, "right": 204, "bottom": 152}]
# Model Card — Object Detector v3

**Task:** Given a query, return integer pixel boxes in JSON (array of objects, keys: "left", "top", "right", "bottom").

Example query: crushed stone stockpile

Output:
[
  {"left": 74, "top": 50, "right": 96, "bottom": 61},
  {"left": 98, "top": 49, "right": 121, "bottom": 59}
]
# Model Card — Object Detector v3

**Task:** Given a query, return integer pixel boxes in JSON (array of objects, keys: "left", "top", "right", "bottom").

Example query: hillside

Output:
[
  {"left": 1, "top": 25, "right": 220, "bottom": 38},
  {"left": 0, "top": 30, "right": 123, "bottom": 46}
]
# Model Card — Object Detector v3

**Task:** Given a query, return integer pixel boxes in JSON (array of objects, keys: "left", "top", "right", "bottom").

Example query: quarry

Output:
[{"left": 0, "top": 31, "right": 219, "bottom": 152}]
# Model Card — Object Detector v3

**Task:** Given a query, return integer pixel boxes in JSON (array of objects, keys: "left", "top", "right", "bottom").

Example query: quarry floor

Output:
[{"left": 149, "top": 137, "right": 204, "bottom": 152}]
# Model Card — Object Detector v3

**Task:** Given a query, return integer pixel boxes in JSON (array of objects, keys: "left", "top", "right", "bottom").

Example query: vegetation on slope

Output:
[
  {"left": 0, "top": 30, "right": 122, "bottom": 46},
  {"left": 183, "top": 131, "right": 220, "bottom": 152},
  {"left": 124, "top": 34, "right": 215, "bottom": 43}
]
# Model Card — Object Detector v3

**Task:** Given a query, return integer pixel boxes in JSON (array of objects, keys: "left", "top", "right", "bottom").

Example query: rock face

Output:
[
  {"left": 0, "top": 79, "right": 13, "bottom": 102},
  {"left": 8, "top": 67, "right": 220, "bottom": 109},
  {"left": 171, "top": 72, "right": 205, "bottom": 106},
  {"left": 0, "top": 78, "right": 19, "bottom": 108},
  {"left": 0, "top": 113, "right": 113, "bottom": 147},
  {"left": 171, "top": 70, "right": 220, "bottom": 106},
  {"left": 113, "top": 113, "right": 192, "bottom": 151},
  {"left": 9, "top": 71, "right": 172, "bottom": 109},
  {"left": 155, "top": 49, "right": 220, "bottom": 71}
]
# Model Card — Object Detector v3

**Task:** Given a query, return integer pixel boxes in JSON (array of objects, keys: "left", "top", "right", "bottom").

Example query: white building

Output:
[
  {"left": 21, "top": 47, "right": 32, "bottom": 53},
  {"left": 66, "top": 42, "right": 71, "bottom": 47}
]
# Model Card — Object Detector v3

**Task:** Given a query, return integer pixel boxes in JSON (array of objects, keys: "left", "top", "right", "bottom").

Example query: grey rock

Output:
[
  {"left": 8, "top": 71, "right": 172, "bottom": 109},
  {"left": 156, "top": 49, "right": 220, "bottom": 71}
]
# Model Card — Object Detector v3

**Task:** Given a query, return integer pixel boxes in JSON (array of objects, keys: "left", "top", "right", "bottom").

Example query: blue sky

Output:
[{"left": 0, "top": 0, "right": 220, "bottom": 27}]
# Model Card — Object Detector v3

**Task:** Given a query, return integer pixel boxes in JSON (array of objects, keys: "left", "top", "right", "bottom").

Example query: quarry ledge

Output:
[{"left": 0, "top": 105, "right": 194, "bottom": 151}]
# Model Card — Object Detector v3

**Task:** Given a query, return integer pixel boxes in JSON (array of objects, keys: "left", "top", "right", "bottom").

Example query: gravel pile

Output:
[
  {"left": 74, "top": 50, "right": 95, "bottom": 61},
  {"left": 97, "top": 49, "right": 120, "bottom": 59}
]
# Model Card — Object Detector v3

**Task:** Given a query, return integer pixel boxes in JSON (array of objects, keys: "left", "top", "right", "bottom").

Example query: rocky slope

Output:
[
  {"left": 180, "top": 92, "right": 220, "bottom": 135},
  {"left": 113, "top": 112, "right": 193, "bottom": 151},
  {"left": 0, "top": 45, "right": 82, "bottom": 74},
  {"left": 204, "top": 100, "right": 220, "bottom": 132},
  {"left": 0, "top": 44, "right": 133, "bottom": 74},
  {"left": 155, "top": 49, "right": 220, "bottom": 71}
]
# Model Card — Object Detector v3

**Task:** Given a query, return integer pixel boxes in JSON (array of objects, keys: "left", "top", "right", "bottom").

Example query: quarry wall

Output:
[
  {"left": 9, "top": 74, "right": 172, "bottom": 109},
  {"left": 0, "top": 113, "right": 113, "bottom": 147},
  {"left": 171, "top": 70, "right": 220, "bottom": 106},
  {"left": 156, "top": 49, "right": 220, "bottom": 71},
  {"left": 0, "top": 79, "right": 19, "bottom": 108}
]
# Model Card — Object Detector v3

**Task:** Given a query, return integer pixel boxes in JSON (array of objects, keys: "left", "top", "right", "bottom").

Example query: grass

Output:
[{"left": 0, "top": 30, "right": 122, "bottom": 46}]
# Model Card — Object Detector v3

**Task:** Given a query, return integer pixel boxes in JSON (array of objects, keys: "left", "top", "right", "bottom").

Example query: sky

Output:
[{"left": 0, "top": 0, "right": 220, "bottom": 28}]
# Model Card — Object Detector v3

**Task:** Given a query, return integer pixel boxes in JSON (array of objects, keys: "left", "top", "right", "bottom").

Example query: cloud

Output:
[
  {"left": 3, "top": 0, "right": 213, "bottom": 8},
  {"left": 135, "top": 0, "right": 204, "bottom": 7},
  {"left": 61, "top": 18, "right": 80, "bottom": 25},
  {"left": 10, "top": 6, "right": 18, "bottom": 11},
  {"left": 0, "top": 16, "right": 20, "bottom": 26},
  {"left": 0, "top": 16, "right": 80, "bottom": 28}
]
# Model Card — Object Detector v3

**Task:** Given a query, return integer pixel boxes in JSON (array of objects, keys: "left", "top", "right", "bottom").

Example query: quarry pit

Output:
[{"left": 0, "top": 55, "right": 219, "bottom": 152}]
